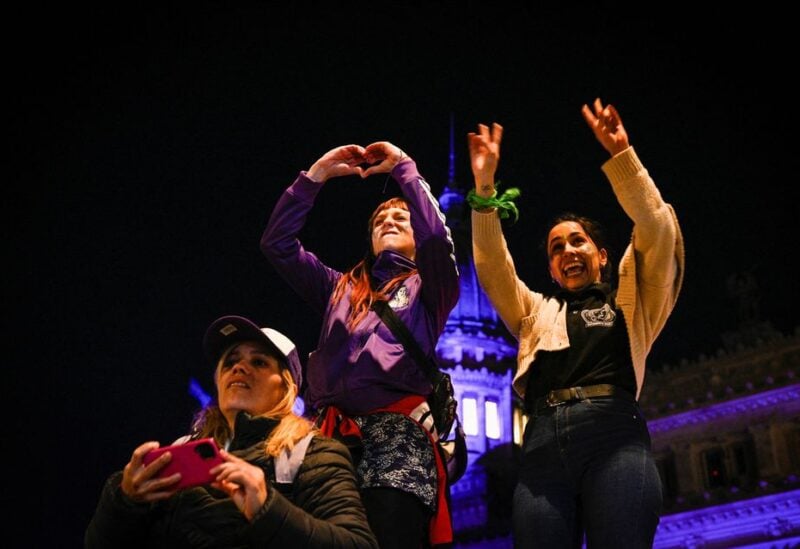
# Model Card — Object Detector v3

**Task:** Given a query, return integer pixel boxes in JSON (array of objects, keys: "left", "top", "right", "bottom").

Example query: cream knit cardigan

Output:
[{"left": 472, "top": 147, "right": 684, "bottom": 400}]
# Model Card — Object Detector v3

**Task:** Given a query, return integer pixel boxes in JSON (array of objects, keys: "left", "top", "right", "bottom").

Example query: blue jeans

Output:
[{"left": 513, "top": 396, "right": 661, "bottom": 548}]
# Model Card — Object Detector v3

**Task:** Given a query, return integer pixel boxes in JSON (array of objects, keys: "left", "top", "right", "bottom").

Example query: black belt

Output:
[{"left": 529, "top": 384, "right": 634, "bottom": 414}]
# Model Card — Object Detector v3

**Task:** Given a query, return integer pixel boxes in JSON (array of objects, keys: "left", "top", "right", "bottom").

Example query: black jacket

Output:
[{"left": 85, "top": 415, "right": 377, "bottom": 548}]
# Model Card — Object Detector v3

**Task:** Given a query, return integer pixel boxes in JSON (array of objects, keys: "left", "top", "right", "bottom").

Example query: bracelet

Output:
[{"left": 466, "top": 182, "right": 521, "bottom": 224}]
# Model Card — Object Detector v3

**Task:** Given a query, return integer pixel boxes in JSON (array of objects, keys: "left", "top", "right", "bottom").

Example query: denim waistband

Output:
[{"left": 527, "top": 384, "right": 635, "bottom": 415}]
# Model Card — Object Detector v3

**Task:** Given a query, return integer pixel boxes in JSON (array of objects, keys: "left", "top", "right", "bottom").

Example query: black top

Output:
[{"left": 525, "top": 283, "right": 636, "bottom": 408}]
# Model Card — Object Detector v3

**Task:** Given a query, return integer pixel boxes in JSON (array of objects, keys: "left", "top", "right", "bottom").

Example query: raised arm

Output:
[
  {"left": 365, "top": 141, "right": 460, "bottom": 327},
  {"left": 583, "top": 99, "right": 684, "bottom": 334},
  {"left": 468, "top": 123, "right": 539, "bottom": 337},
  {"left": 261, "top": 146, "right": 367, "bottom": 314},
  {"left": 468, "top": 122, "right": 504, "bottom": 199}
]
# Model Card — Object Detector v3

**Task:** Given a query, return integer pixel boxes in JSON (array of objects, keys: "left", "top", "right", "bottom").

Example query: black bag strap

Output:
[{"left": 371, "top": 300, "right": 440, "bottom": 382}]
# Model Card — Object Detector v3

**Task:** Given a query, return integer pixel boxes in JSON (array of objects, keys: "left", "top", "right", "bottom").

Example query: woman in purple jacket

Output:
[{"left": 262, "top": 141, "right": 459, "bottom": 548}]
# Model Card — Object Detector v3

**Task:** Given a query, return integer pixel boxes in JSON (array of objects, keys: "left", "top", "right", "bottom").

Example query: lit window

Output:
[
  {"left": 485, "top": 400, "right": 500, "bottom": 439},
  {"left": 463, "top": 397, "right": 479, "bottom": 436}
]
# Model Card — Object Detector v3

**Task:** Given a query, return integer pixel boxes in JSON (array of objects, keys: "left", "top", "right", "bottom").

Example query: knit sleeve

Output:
[{"left": 471, "top": 208, "right": 540, "bottom": 338}]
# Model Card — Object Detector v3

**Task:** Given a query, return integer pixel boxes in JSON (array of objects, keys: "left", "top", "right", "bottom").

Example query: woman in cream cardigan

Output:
[{"left": 468, "top": 99, "right": 683, "bottom": 548}]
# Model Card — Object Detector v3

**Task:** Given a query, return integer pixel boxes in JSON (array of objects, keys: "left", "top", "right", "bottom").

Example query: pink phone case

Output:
[{"left": 142, "top": 438, "right": 223, "bottom": 490}]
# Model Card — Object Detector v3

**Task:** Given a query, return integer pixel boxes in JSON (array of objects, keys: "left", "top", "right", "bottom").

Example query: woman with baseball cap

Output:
[{"left": 85, "top": 315, "right": 377, "bottom": 548}]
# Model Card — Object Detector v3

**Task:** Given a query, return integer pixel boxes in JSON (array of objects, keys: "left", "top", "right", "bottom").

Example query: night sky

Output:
[{"left": 14, "top": 5, "right": 797, "bottom": 546}]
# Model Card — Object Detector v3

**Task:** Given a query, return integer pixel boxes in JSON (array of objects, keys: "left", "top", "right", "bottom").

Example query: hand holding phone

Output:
[{"left": 142, "top": 438, "right": 223, "bottom": 490}]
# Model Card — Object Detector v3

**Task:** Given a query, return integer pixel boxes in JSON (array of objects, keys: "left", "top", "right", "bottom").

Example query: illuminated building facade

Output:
[{"left": 641, "top": 322, "right": 800, "bottom": 548}]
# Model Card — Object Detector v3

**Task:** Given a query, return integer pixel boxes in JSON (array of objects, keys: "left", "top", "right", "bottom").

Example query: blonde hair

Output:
[
  {"left": 191, "top": 345, "right": 315, "bottom": 458},
  {"left": 262, "top": 368, "right": 315, "bottom": 457}
]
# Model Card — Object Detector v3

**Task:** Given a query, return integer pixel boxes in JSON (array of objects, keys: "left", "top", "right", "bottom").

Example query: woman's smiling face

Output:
[{"left": 547, "top": 220, "right": 607, "bottom": 292}]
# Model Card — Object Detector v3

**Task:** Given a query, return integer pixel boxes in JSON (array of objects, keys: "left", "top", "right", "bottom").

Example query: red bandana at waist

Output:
[{"left": 316, "top": 395, "right": 453, "bottom": 545}]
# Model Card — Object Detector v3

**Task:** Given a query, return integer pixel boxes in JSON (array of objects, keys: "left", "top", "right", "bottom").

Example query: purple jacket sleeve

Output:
[
  {"left": 261, "top": 174, "right": 343, "bottom": 315},
  {"left": 393, "top": 160, "right": 460, "bottom": 331}
]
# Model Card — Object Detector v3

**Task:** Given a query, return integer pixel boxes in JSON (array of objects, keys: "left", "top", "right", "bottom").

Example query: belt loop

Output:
[{"left": 574, "top": 386, "right": 585, "bottom": 400}]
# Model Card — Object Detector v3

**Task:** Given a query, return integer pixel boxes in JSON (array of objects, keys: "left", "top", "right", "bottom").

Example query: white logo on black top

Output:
[{"left": 581, "top": 303, "right": 616, "bottom": 327}]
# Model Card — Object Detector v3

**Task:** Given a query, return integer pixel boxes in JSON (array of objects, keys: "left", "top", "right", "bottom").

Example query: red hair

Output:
[{"left": 332, "top": 197, "right": 417, "bottom": 329}]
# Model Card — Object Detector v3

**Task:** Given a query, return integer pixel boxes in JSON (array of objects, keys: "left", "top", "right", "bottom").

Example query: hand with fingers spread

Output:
[
  {"left": 211, "top": 450, "right": 268, "bottom": 522},
  {"left": 306, "top": 144, "right": 367, "bottom": 183},
  {"left": 120, "top": 441, "right": 181, "bottom": 503},
  {"left": 468, "top": 123, "right": 504, "bottom": 198},
  {"left": 581, "top": 98, "right": 630, "bottom": 156},
  {"left": 361, "top": 141, "right": 409, "bottom": 178}
]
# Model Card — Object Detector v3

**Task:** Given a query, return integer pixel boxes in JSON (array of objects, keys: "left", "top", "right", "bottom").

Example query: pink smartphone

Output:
[{"left": 142, "top": 438, "right": 224, "bottom": 490}]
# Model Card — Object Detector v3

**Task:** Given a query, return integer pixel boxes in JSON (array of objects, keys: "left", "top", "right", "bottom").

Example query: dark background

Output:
[{"left": 12, "top": 4, "right": 796, "bottom": 546}]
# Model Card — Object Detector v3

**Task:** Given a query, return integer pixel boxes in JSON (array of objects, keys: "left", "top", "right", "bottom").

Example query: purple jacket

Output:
[{"left": 261, "top": 160, "right": 459, "bottom": 414}]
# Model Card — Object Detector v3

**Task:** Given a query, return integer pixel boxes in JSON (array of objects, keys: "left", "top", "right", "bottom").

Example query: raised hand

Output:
[
  {"left": 581, "top": 98, "right": 630, "bottom": 157},
  {"left": 211, "top": 450, "right": 268, "bottom": 521},
  {"left": 361, "top": 141, "right": 408, "bottom": 178},
  {"left": 306, "top": 144, "right": 367, "bottom": 183},
  {"left": 468, "top": 123, "right": 503, "bottom": 198},
  {"left": 120, "top": 441, "right": 181, "bottom": 502}
]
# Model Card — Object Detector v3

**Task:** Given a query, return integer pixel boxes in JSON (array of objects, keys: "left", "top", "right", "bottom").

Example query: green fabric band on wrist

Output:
[{"left": 466, "top": 183, "right": 521, "bottom": 224}]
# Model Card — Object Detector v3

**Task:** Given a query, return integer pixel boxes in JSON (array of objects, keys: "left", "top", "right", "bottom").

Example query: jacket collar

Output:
[
  {"left": 228, "top": 411, "right": 280, "bottom": 452},
  {"left": 371, "top": 250, "right": 416, "bottom": 284}
]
